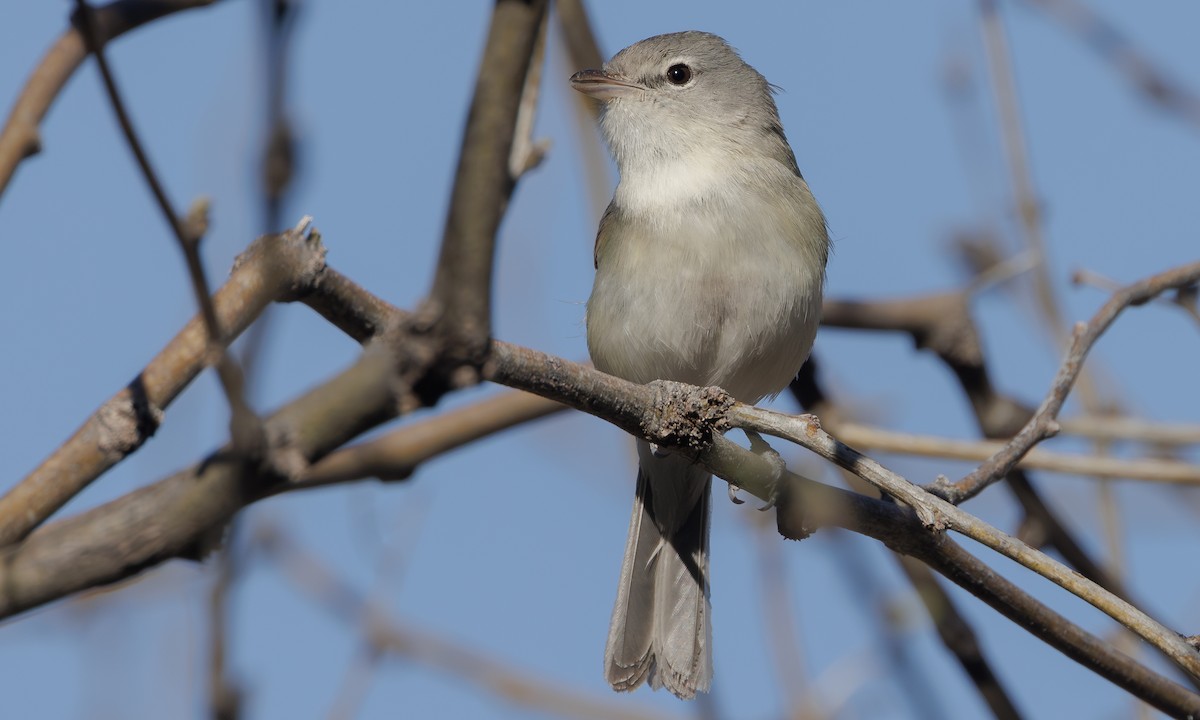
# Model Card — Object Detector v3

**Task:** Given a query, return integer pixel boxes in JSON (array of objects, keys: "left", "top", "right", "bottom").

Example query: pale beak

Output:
[{"left": 570, "top": 69, "right": 643, "bottom": 101}]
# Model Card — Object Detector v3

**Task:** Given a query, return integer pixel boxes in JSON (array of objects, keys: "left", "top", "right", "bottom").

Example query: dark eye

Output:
[{"left": 666, "top": 63, "right": 692, "bottom": 85}]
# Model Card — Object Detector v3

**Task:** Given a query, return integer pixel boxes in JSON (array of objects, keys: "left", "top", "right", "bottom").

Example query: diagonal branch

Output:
[
  {"left": 73, "top": 0, "right": 260, "bottom": 456},
  {"left": 0, "top": 0, "right": 219, "bottom": 203},
  {"left": 0, "top": 222, "right": 324, "bottom": 546},
  {"left": 943, "top": 260, "right": 1200, "bottom": 503}
]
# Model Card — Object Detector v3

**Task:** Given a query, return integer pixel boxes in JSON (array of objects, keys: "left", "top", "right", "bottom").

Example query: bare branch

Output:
[
  {"left": 298, "top": 390, "right": 565, "bottom": 489},
  {"left": 943, "top": 260, "right": 1200, "bottom": 503},
  {"left": 834, "top": 422, "right": 1200, "bottom": 485},
  {"left": 73, "top": 0, "right": 262, "bottom": 455},
  {"left": 775, "top": 479, "right": 1200, "bottom": 718},
  {"left": 730, "top": 405, "right": 1200, "bottom": 681},
  {"left": 425, "top": 0, "right": 550, "bottom": 379},
  {"left": 0, "top": 222, "right": 325, "bottom": 546},
  {"left": 0, "top": 0, "right": 218, "bottom": 202},
  {"left": 1021, "top": 0, "right": 1200, "bottom": 130}
]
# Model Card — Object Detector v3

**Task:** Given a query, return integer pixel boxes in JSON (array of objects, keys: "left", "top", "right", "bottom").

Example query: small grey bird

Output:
[{"left": 572, "top": 32, "right": 829, "bottom": 698}]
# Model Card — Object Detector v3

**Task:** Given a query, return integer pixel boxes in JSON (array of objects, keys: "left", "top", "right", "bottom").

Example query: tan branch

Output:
[
  {"left": 424, "top": 0, "right": 550, "bottom": 380},
  {"left": 835, "top": 422, "right": 1200, "bottom": 485},
  {"left": 730, "top": 405, "right": 1200, "bottom": 682},
  {"left": 0, "top": 0, "right": 218, "bottom": 203},
  {"left": 298, "top": 390, "right": 566, "bottom": 489},
  {"left": 0, "top": 222, "right": 324, "bottom": 546},
  {"left": 944, "top": 260, "right": 1200, "bottom": 503},
  {"left": 1022, "top": 0, "right": 1200, "bottom": 130}
]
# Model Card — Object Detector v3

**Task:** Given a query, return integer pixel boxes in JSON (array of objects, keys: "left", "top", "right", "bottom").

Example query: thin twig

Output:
[
  {"left": 834, "top": 422, "right": 1200, "bottom": 485},
  {"left": 943, "top": 260, "right": 1200, "bottom": 503},
  {"left": 208, "top": 522, "right": 242, "bottom": 720},
  {"left": 1020, "top": 0, "right": 1200, "bottom": 130}
]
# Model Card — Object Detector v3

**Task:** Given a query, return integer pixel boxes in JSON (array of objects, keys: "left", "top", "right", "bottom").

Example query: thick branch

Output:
[
  {"left": 0, "top": 223, "right": 324, "bottom": 546},
  {"left": 425, "top": 0, "right": 549, "bottom": 373}
]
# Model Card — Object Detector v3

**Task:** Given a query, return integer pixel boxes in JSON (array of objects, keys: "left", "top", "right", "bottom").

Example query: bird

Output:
[{"left": 571, "top": 31, "right": 829, "bottom": 699}]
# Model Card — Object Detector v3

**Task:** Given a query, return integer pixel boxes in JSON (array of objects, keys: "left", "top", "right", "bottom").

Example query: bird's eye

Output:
[{"left": 666, "top": 64, "right": 692, "bottom": 85}]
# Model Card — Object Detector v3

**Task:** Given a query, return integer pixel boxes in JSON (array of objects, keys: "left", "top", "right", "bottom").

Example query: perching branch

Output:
[{"left": 0, "top": 247, "right": 1197, "bottom": 713}]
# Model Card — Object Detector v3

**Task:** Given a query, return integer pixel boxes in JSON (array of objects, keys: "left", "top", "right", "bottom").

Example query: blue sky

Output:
[{"left": 1, "top": 1, "right": 1198, "bottom": 718}]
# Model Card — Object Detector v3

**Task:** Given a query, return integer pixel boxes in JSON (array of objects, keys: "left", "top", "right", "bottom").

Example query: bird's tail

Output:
[{"left": 604, "top": 440, "right": 712, "bottom": 699}]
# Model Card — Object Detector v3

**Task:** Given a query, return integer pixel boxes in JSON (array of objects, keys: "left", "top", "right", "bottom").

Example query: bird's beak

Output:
[{"left": 570, "top": 69, "right": 642, "bottom": 101}]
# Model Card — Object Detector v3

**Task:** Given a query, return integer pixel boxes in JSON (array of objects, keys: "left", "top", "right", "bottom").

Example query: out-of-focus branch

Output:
[
  {"left": 0, "top": 222, "right": 324, "bottom": 547},
  {"left": 424, "top": 0, "right": 549, "bottom": 383},
  {"left": 237, "top": 0, "right": 303, "bottom": 388},
  {"left": 258, "top": 523, "right": 681, "bottom": 720},
  {"left": 979, "top": 0, "right": 1071, "bottom": 349},
  {"left": 555, "top": 0, "right": 611, "bottom": 220},
  {"left": 556, "top": 0, "right": 604, "bottom": 84},
  {"left": 834, "top": 422, "right": 1200, "bottom": 485},
  {"left": 748, "top": 512, "right": 822, "bottom": 719},
  {"left": 208, "top": 526, "right": 242, "bottom": 720},
  {"left": 74, "top": 0, "right": 261, "bottom": 456},
  {"left": 298, "top": 390, "right": 565, "bottom": 489},
  {"left": 942, "top": 260, "right": 1200, "bottom": 503},
  {"left": 0, "top": 0, "right": 218, "bottom": 202},
  {"left": 821, "top": 293, "right": 1030, "bottom": 435},
  {"left": 1021, "top": 0, "right": 1200, "bottom": 130},
  {"left": 897, "top": 554, "right": 1024, "bottom": 720},
  {"left": 794, "top": 358, "right": 1026, "bottom": 720},
  {"left": 1057, "top": 415, "right": 1200, "bottom": 448}
]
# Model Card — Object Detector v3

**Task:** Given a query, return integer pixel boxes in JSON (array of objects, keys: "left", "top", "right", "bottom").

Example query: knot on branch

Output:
[
  {"left": 641, "top": 381, "right": 734, "bottom": 451},
  {"left": 97, "top": 382, "right": 163, "bottom": 458},
  {"left": 232, "top": 216, "right": 327, "bottom": 302},
  {"left": 385, "top": 301, "right": 493, "bottom": 413}
]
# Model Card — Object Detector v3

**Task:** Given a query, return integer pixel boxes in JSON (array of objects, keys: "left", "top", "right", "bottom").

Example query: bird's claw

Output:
[{"left": 746, "top": 429, "right": 784, "bottom": 511}]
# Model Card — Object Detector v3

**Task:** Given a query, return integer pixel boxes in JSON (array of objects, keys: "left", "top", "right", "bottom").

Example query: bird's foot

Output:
[{"left": 726, "top": 431, "right": 784, "bottom": 510}]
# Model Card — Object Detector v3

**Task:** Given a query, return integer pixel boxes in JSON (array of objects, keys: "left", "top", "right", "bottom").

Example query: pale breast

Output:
[{"left": 587, "top": 173, "right": 826, "bottom": 403}]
